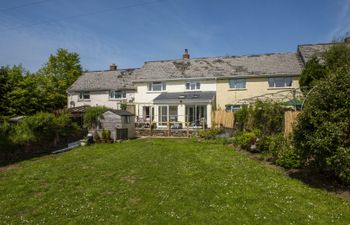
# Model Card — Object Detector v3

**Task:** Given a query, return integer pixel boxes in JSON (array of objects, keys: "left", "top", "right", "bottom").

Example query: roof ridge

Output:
[{"left": 144, "top": 51, "right": 297, "bottom": 64}]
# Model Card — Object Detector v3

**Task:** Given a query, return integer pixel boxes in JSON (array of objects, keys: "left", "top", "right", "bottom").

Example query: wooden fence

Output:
[
  {"left": 212, "top": 110, "right": 235, "bottom": 128},
  {"left": 212, "top": 110, "right": 300, "bottom": 135},
  {"left": 284, "top": 111, "right": 300, "bottom": 136}
]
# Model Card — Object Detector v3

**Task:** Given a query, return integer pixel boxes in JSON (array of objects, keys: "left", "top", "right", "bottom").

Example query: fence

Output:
[
  {"left": 284, "top": 111, "right": 300, "bottom": 136},
  {"left": 212, "top": 110, "right": 235, "bottom": 128}
]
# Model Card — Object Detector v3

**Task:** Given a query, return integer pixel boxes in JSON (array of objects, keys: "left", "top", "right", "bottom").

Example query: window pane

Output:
[
  {"left": 152, "top": 82, "right": 162, "bottom": 91},
  {"left": 229, "top": 79, "right": 246, "bottom": 88},
  {"left": 268, "top": 78, "right": 274, "bottom": 87},
  {"left": 196, "top": 82, "right": 200, "bottom": 89},
  {"left": 110, "top": 91, "right": 114, "bottom": 98},
  {"left": 274, "top": 77, "right": 285, "bottom": 87},
  {"left": 162, "top": 82, "right": 166, "bottom": 90},
  {"left": 186, "top": 82, "right": 190, "bottom": 90},
  {"left": 123, "top": 92, "right": 126, "bottom": 98},
  {"left": 285, "top": 77, "right": 292, "bottom": 87},
  {"left": 169, "top": 106, "right": 178, "bottom": 122},
  {"left": 83, "top": 92, "right": 90, "bottom": 99},
  {"left": 190, "top": 82, "right": 195, "bottom": 90}
]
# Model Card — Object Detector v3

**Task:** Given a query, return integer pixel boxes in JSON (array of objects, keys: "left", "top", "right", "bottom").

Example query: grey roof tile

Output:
[
  {"left": 68, "top": 69, "right": 137, "bottom": 92},
  {"left": 133, "top": 52, "right": 303, "bottom": 82},
  {"left": 297, "top": 43, "right": 334, "bottom": 64}
]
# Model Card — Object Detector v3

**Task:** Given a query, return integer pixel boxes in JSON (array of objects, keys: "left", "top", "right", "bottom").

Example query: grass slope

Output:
[{"left": 0, "top": 139, "right": 349, "bottom": 224}]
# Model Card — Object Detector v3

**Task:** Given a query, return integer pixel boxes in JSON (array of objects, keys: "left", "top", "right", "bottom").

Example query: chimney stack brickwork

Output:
[
  {"left": 183, "top": 49, "right": 190, "bottom": 60},
  {"left": 110, "top": 64, "right": 117, "bottom": 71}
]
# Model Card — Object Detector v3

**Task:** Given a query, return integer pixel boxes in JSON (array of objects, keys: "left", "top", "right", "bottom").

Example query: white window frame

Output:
[
  {"left": 229, "top": 79, "right": 246, "bottom": 89},
  {"left": 79, "top": 92, "right": 90, "bottom": 101},
  {"left": 268, "top": 77, "right": 293, "bottom": 88},
  {"left": 148, "top": 82, "right": 166, "bottom": 92},
  {"left": 225, "top": 104, "right": 241, "bottom": 112},
  {"left": 110, "top": 90, "right": 126, "bottom": 100},
  {"left": 185, "top": 81, "right": 201, "bottom": 90}
]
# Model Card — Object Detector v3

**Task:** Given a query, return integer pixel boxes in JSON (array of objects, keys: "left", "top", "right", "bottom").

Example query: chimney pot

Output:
[
  {"left": 183, "top": 49, "right": 190, "bottom": 60},
  {"left": 110, "top": 64, "right": 117, "bottom": 71}
]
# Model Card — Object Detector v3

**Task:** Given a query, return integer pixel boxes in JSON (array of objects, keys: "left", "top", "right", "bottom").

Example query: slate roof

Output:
[
  {"left": 153, "top": 91, "right": 216, "bottom": 103},
  {"left": 132, "top": 52, "right": 303, "bottom": 82},
  {"left": 67, "top": 69, "right": 137, "bottom": 92},
  {"left": 297, "top": 43, "right": 334, "bottom": 64},
  {"left": 106, "top": 109, "right": 135, "bottom": 116}
]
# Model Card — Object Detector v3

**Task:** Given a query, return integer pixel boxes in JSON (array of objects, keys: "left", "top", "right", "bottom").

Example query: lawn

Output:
[{"left": 0, "top": 139, "right": 349, "bottom": 224}]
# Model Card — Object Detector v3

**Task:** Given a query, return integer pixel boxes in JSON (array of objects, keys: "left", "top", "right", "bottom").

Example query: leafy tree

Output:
[
  {"left": 299, "top": 57, "right": 327, "bottom": 94},
  {"left": 293, "top": 43, "right": 350, "bottom": 184},
  {"left": 0, "top": 66, "right": 25, "bottom": 117},
  {"left": 37, "top": 48, "right": 82, "bottom": 111}
]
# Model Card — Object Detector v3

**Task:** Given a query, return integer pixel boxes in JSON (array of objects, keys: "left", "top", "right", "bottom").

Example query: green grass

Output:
[{"left": 0, "top": 139, "right": 349, "bottom": 224}]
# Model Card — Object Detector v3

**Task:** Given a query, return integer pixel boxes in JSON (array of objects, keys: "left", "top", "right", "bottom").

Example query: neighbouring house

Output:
[
  {"left": 98, "top": 109, "right": 135, "bottom": 140},
  {"left": 67, "top": 64, "right": 137, "bottom": 113},
  {"left": 214, "top": 53, "right": 304, "bottom": 111}
]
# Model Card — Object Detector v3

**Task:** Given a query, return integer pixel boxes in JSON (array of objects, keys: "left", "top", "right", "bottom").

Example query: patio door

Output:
[
  {"left": 158, "top": 106, "right": 168, "bottom": 127},
  {"left": 185, "top": 105, "right": 207, "bottom": 127}
]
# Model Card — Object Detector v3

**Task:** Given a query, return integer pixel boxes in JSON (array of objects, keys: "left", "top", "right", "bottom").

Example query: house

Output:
[
  {"left": 132, "top": 50, "right": 217, "bottom": 128},
  {"left": 67, "top": 64, "right": 137, "bottom": 112},
  {"left": 66, "top": 38, "right": 350, "bottom": 129},
  {"left": 214, "top": 53, "right": 304, "bottom": 111},
  {"left": 99, "top": 109, "right": 135, "bottom": 140}
]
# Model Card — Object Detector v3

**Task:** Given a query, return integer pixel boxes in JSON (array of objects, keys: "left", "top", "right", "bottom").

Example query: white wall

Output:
[
  {"left": 134, "top": 79, "right": 216, "bottom": 104},
  {"left": 68, "top": 90, "right": 135, "bottom": 109}
]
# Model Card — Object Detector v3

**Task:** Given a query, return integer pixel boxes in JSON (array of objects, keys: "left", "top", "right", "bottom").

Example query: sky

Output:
[{"left": 0, "top": 0, "right": 349, "bottom": 72}]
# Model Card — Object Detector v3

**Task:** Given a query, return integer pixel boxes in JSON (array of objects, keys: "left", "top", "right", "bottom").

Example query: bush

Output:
[
  {"left": 93, "top": 130, "right": 100, "bottom": 143},
  {"left": 327, "top": 147, "right": 350, "bottom": 184},
  {"left": 10, "top": 112, "right": 80, "bottom": 147},
  {"left": 198, "top": 128, "right": 222, "bottom": 139},
  {"left": 265, "top": 134, "right": 300, "bottom": 169},
  {"left": 233, "top": 129, "right": 261, "bottom": 151},
  {"left": 83, "top": 106, "right": 107, "bottom": 129},
  {"left": 294, "top": 43, "right": 350, "bottom": 184},
  {"left": 106, "top": 130, "right": 111, "bottom": 143},
  {"left": 101, "top": 129, "right": 107, "bottom": 143},
  {"left": 235, "top": 100, "right": 285, "bottom": 136}
]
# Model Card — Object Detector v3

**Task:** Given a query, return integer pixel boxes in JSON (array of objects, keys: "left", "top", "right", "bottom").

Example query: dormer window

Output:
[
  {"left": 110, "top": 90, "right": 126, "bottom": 99},
  {"left": 186, "top": 81, "right": 200, "bottom": 90},
  {"left": 148, "top": 82, "right": 166, "bottom": 91},
  {"left": 79, "top": 92, "right": 90, "bottom": 100}
]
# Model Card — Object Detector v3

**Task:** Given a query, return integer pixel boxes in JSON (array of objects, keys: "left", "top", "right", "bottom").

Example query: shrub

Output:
[
  {"left": 10, "top": 112, "right": 80, "bottom": 147},
  {"left": 234, "top": 100, "right": 285, "bottom": 136},
  {"left": 233, "top": 129, "right": 261, "bottom": 151},
  {"left": 93, "top": 130, "right": 100, "bottom": 143},
  {"left": 106, "top": 130, "right": 111, "bottom": 143},
  {"left": 294, "top": 43, "right": 350, "bottom": 184},
  {"left": 101, "top": 129, "right": 107, "bottom": 143},
  {"left": 327, "top": 147, "right": 350, "bottom": 185},
  {"left": 83, "top": 106, "right": 107, "bottom": 129},
  {"left": 198, "top": 128, "right": 222, "bottom": 139}
]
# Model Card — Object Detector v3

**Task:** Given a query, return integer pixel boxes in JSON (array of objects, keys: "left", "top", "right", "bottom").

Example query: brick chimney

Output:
[
  {"left": 110, "top": 63, "right": 117, "bottom": 71},
  {"left": 183, "top": 49, "right": 190, "bottom": 60},
  {"left": 344, "top": 37, "right": 350, "bottom": 44}
]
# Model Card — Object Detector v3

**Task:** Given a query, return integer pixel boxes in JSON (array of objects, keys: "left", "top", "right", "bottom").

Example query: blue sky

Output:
[{"left": 0, "top": 0, "right": 349, "bottom": 72}]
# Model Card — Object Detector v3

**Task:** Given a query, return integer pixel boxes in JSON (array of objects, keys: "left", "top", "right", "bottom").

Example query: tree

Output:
[
  {"left": 299, "top": 57, "right": 327, "bottom": 94},
  {"left": 293, "top": 43, "right": 350, "bottom": 184},
  {"left": 0, "top": 66, "right": 25, "bottom": 117},
  {"left": 37, "top": 48, "right": 82, "bottom": 111}
]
